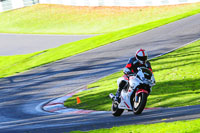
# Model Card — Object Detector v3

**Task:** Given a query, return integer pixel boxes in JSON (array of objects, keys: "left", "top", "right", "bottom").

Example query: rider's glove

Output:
[{"left": 123, "top": 68, "right": 131, "bottom": 75}]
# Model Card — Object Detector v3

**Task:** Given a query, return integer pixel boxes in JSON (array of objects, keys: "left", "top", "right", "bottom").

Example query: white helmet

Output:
[{"left": 135, "top": 49, "right": 148, "bottom": 65}]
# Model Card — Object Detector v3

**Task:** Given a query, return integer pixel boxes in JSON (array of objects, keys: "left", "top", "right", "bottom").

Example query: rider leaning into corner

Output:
[{"left": 114, "top": 48, "right": 155, "bottom": 102}]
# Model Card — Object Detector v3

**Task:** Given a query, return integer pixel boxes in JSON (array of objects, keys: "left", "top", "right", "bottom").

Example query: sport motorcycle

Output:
[{"left": 109, "top": 67, "right": 155, "bottom": 116}]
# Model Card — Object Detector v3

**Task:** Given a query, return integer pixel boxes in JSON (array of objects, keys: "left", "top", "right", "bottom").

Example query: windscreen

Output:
[{"left": 140, "top": 67, "right": 152, "bottom": 80}]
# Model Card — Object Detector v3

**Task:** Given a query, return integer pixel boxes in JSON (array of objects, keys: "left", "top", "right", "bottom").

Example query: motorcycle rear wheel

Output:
[
  {"left": 111, "top": 101, "right": 124, "bottom": 117},
  {"left": 133, "top": 93, "right": 147, "bottom": 115}
]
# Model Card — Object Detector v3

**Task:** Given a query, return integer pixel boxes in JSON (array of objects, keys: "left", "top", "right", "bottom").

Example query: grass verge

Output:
[
  {"left": 0, "top": 5, "right": 200, "bottom": 78},
  {"left": 70, "top": 118, "right": 200, "bottom": 133},
  {"left": 0, "top": 3, "right": 200, "bottom": 34},
  {"left": 64, "top": 40, "right": 200, "bottom": 110}
]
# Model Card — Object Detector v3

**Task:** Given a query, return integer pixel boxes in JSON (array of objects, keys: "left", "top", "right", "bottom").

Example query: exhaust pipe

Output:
[{"left": 109, "top": 93, "right": 115, "bottom": 100}]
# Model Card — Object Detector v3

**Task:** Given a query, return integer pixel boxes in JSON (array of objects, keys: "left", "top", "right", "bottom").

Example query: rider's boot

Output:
[
  {"left": 114, "top": 89, "right": 121, "bottom": 102},
  {"left": 114, "top": 80, "right": 127, "bottom": 102}
]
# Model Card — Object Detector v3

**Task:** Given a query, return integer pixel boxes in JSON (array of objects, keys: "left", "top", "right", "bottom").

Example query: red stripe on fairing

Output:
[
  {"left": 121, "top": 96, "right": 130, "bottom": 109},
  {"left": 125, "top": 63, "right": 132, "bottom": 68},
  {"left": 124, "top": 102, "right": 130, "bottom": 109},
  {"left": 123, "top": 75, "right": 129, "bottom": 80},
  {"left": 136, "top": 89, "right": 149, "bottom": 96}
]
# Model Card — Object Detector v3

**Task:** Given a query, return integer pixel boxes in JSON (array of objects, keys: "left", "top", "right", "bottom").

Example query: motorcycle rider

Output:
[{"left": 114, "top": 48, "right": 153, "bottom": 102}]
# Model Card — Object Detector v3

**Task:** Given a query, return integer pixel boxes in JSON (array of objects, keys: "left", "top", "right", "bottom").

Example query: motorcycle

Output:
[{"left": 109, "top": 67, "right": 155, "bottom": 116}]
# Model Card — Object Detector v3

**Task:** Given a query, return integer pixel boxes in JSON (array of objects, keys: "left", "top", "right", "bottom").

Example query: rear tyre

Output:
[
  {"left": 111, "top": 101, "right": 124, "bottom": 117},
  {"left": 133, "top": 93, "right": 147, "bottom": 115}
]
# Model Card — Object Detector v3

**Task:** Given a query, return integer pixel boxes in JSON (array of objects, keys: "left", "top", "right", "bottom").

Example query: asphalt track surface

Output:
[
  {"left": 0, "top": 34, "right": 95, "bottom": 55},
  {"left": 0, "top": 13, "right": 200, "bottom": 133}
]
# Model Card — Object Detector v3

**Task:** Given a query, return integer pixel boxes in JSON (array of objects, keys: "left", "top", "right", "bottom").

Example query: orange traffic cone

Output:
[{"left": 77, "top": 96, "right": 81, "bottom": 104}]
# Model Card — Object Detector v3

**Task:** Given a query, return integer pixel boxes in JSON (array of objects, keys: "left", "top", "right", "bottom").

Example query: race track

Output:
[
  {"left": 0, "top": 13, "right": 200, "bottom": 133},
  {"left": 0, "top": 34, "right": 95, "bottom": 55}
]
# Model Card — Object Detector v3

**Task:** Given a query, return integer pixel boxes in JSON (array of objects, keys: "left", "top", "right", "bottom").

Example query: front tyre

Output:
[
  {"left": 111, "top": 101, "right": 124, "bottom": 117},
  {"left": 133, "top": 93, "right": 147, "bottom": 115}
]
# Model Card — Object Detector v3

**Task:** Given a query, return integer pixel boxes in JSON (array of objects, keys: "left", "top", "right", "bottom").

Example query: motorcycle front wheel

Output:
[
  {"left": 111, "top": 101, "right": 124, "bottom": 117},
  {"left": 133, "top": 93, "right": 147, "bottom": 115}
]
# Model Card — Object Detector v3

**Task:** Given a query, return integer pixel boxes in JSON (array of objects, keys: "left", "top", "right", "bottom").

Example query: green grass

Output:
[
  {"left": 64, "top": 40, "right": 200, "bottom": 110},
  {"left": 71, "top": 118, "right": 200, "bottom": 133},
  {"left": 0, "top": 3, "right": 200, "bottom": 34},
  {"left": 1, "top": 4, "right": 200, "bottom": 78}
]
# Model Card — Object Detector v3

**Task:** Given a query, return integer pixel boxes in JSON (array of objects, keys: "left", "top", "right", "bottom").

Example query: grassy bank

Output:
[
  {"left": 0, "top": 3, "right": 200, "bottom": 34},
  {"left": 71, "top": 118, "right": 200, "bottom": 133},
  {"left": 0, "top": 4, "right": 200, "bottom": 78},
  {"left": 64, "top": 40, "right": 200, "bottom": 110}
]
